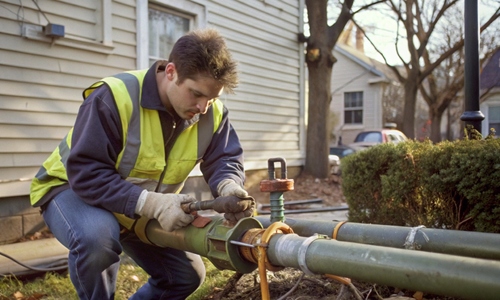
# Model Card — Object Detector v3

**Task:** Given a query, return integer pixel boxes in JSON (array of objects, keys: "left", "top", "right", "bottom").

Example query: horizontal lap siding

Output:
[
  {"left": 0, "top": 0, "right": 137, "bottom": 196},
  {"left": 206, "top": 0, "right": 304, "bottom": 171},
  {"left": 331, "top": 48, "right": 384, "bottom": 144},
  {"left": 0, "top": 0, "right": 304, "bottom": 197}
]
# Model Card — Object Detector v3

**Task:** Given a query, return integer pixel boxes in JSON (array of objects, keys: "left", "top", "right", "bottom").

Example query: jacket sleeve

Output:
[
  {"left": 200, "top": 106, "right": 245, "bottom": 197},
  {"left": 66, "top": 85, "right": 143, "bottom": 218}
]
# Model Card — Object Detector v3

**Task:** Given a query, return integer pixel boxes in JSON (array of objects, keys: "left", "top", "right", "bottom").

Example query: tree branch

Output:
[
  {"left": 417, "top": 0, "right": 460, "bottom": 57},
  {"left": 350, "top": 18, "right": 405, "bottom": 83},
  {"left": 327, "top": 0, "right": 354, "bottom": 48},
  {"left": 420, "top": 8, "right": 500, "bottom": 81},
  {"left": 351, "top": 0, "right": 387, "bottom": 15}
]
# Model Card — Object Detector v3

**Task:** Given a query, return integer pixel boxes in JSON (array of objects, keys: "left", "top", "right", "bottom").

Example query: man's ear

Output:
[{"left": 165, "top": 63, "right": 176, "bottom": 80}]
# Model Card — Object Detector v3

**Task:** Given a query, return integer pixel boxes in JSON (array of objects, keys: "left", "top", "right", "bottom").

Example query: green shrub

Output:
[{"left": 342, "top": 134, "right": 500, "bottom": 233}]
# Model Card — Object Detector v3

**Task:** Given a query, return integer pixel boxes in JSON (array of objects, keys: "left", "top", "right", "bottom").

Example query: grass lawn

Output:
[{"left": 0, "top": 256, "right": 233, "bottom": 300}]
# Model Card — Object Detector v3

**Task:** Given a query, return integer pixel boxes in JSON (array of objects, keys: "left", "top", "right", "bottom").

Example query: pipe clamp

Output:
[
  {"left": 298, "top": 234, "right": 325, "bottom": 275},
  {"left": 404, "top": 225, "right": 429, "bottom": 250}
]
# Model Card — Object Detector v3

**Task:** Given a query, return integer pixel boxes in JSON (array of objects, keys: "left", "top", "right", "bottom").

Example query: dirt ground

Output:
[
  {"left": 201, "top": 268, "right": 431, "bottom": 300},
  {"left": 277, "top": 172, "right": 344, "bottom": 206},
  {"left": 246, "top": 170, "right": 345, "bottom": 207}
]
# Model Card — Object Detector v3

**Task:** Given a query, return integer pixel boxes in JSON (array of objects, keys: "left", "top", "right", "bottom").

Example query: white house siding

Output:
[
  {"left": 330, "top": 45, "right": 385, "bottom": 145},
  {"left": 0, "top": 0, "right": 305, "bottom": 198},
  {"left": 203, "top": 1, "right": 305, "bottom": 171},
  {"left": 480, "top": 91, "right": 500, "bottom": 137}
]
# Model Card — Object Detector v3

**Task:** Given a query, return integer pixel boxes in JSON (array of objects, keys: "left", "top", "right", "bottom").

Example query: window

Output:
[
  {"left": 344, "top": 92, "right": 363, "bottom": 124},
  {"left": 148, "top": 6, "right": 191, "bottom": 67},
  {"left": 136, "top": 1, "right": 206, "bottom": 69},
  {"left": 489, "top": 106, "right": 500, "bottom": 135}
]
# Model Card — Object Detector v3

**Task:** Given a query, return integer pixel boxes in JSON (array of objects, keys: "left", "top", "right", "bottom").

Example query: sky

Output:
[{"left": 313, "top": 0, "right": 500, "bottom": 65}]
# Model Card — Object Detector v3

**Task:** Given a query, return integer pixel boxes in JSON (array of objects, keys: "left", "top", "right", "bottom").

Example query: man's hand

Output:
[
  {"left": 136, "top": 191, "right": 196, "bottom": 232},
  {"left": 217, "top": 179, "right": 254, "bottom": 222},
  {"left": 217, "top": 179, "right": 248, "bottom": 198},
  {"left": 213, "top": 195, "right": 256, "bottom": 222}
]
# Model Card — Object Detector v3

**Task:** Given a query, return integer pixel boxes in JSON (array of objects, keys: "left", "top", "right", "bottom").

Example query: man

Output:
[{"left": 30, "top": 28, "right": 253, "bottom": 299}]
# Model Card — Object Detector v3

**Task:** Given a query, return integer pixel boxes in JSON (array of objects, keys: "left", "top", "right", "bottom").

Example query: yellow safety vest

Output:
[{"left": 30, "top": 70, "right": 224, "bottom": 208}]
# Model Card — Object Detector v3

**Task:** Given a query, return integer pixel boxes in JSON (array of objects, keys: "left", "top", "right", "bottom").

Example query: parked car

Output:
[
  {"left": 349, "top": 129, "right": 408, "bottom": 151},
  {"left": 329, "top": 145, "right": 356, "bottom": 159}
]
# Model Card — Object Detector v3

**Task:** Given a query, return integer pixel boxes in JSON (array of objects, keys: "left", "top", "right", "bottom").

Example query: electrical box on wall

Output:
[{"left": 44, "top": 24, "right": 65, "bottom": 37}]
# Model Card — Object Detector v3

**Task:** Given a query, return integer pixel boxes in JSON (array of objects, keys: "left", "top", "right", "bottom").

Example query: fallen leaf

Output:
[
  {"left": 413, "top": 291, "right": 424, "bottom": 300},
  {"left": 14, "top": 291, "right": 24, "bottom": 299}
]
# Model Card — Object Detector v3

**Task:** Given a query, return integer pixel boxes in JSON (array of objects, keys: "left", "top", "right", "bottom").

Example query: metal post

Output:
[
  {"left": 460, "top": 0, "right": 484, "bottom": 136},
  {"left": 260, "top": 158, "right": 294, "bottom": 223}
]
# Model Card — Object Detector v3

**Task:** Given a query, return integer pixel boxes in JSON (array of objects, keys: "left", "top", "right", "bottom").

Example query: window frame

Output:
[
  {"left": 148, "top": 5, "right": 192, "bottom": 67},
  {"left": 344, "top": 91, "right": 364, "bottom": 125},
  {"left": 136, "top": 0, "right": 207, "bottom": 69},
  {"left": 488, "top": 105, "right": 500, "bottom": 135}
]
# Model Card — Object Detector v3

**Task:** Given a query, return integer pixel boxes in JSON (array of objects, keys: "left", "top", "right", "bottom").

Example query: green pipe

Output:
[
  {"left": 145, "top": 216, "right": 262, "bottom": 273},
  {"left": 255, "top": 216, "right": 500, "bottom": 261},
  {"left": 139, "top": 216, "right": 500, "bottom": 299},
  {"left": 269, "top": 191, "right": 285, "bottom": 222},
  {"left": 267, "top": 233, "right": 500, "bottom": 300}
]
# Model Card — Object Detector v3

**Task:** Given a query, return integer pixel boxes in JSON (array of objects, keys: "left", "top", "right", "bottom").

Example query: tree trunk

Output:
[
  {"left": 304, "top": 49, "right": 333, "bottom": 178},
  {"left": 402, "top": 79, "right": 419, "bottom": 139},
  {"left": 303, "top": 0, "right": 353, "bottom": 178},
  {"left": 429, "top": 110, "right": 444, "bottom": 143}
]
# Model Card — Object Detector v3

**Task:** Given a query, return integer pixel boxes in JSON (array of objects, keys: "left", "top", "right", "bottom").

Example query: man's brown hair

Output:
[{"left": 169, "top": 28, "right": 239, "bottom": 93}]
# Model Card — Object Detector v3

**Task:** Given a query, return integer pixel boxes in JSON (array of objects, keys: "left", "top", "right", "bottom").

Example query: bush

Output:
[{"left": 341, "top": 133, "right": 500, "bottom": 233}]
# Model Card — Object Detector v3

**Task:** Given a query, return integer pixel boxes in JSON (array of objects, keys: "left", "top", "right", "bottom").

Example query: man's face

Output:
[{"left": 162, "top": 63, "right": 223, "bottom": 120}]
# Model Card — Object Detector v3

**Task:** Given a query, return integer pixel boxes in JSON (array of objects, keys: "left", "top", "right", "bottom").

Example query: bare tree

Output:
[
  {"left": 419, "top": 4, "right": 500, "bottom": 142},
  {"left": 382, "top": 77, "right": 405, "bottom": 129},
  {"left": 353, "top": 1, "right": 499, "bottom": 140},
  {"left": 419, "top": 5, "right": 466, "bottom": 142},
  {"left": 304, "top": 0, "right": 384, "bottom": 178}
]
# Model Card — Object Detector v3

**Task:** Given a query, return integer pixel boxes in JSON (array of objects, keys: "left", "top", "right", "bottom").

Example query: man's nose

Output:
[{"left": 196, "top": 99, "right": 211, "bottom": 114}]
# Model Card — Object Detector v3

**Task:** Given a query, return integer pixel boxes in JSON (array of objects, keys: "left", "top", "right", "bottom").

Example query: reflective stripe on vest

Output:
[{"left": 30, "top": 130, "right": 73, "bottom": 206}]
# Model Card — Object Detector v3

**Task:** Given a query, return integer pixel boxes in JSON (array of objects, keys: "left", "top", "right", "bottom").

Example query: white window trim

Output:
[
  {"left": 481, "top": 97, "right": 500, "bottom": 136},
  {"left": 344, "top": 91, "right": 364, "bottom": 125},
  {"left": 21, "top": 0, "right": 114, "bottom": 54},
  {"left": 101, "top": 0, "right": 113, "bottom": 46},
  {"left": 136, "top": 0, "right": 207, "bottom": 69}
]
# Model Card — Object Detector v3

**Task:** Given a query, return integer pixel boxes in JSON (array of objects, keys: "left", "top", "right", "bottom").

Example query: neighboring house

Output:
[
  {"left": 330, "top": 42, "right": 400, "bottom": 145},
  {"left": 329, "top": 35, "right": 436, "bottom": 145},
  {"left": 480, "top": 48, "right": 500, "bottom": 137},
  {"left": 0, "top": 0, "right": 306, "bottom": 243}
]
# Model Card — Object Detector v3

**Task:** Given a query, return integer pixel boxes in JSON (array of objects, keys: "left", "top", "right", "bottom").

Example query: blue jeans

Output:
[{"left": 43, "top": 189, "right": 205, "bottom": 300}]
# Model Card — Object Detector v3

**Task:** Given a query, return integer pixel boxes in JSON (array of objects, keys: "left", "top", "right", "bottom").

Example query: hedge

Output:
[{"left": 341, "top": 131, "right": 500, "bottom": 233}]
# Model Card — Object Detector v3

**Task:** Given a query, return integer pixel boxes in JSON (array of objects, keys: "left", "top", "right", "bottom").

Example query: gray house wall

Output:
[
  {"left": 330, "top": 43, "right": 387, "bottom": 145},
  {"left": 0, "top": 0, "right": 305, "bottom": 244}
]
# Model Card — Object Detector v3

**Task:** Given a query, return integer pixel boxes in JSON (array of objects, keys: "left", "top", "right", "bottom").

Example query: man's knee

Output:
[{"left": 72, "top": 227, "right": 122, "bottom": 267}]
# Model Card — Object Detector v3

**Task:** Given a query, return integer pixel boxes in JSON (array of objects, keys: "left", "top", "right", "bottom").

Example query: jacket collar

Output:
[{"left": 140, "top": 61, "right": 199, "bottom": 127}]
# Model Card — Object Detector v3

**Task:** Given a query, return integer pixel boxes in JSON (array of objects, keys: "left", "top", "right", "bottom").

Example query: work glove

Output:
[
  {"left": 217, "top": 179, "right": 249, "bottom": 198},
  {"left": 135, "top": 191, "right": 196, "bottom": 232},
  {"left": 217, "top": 179, "right": 255, "bottom": 222}
]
